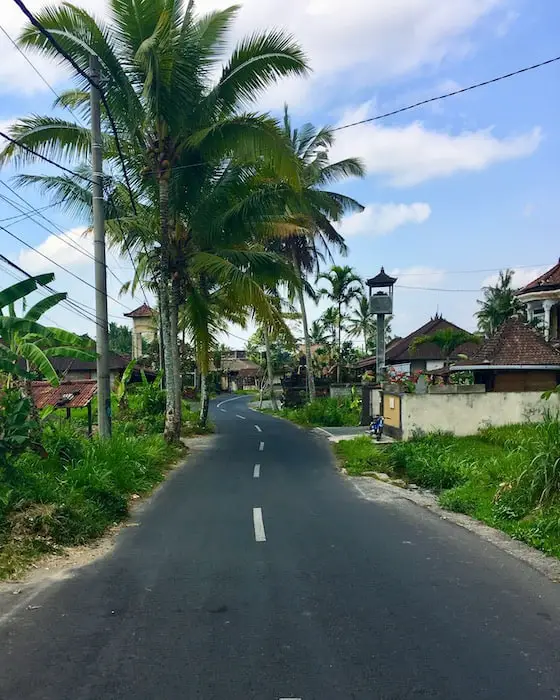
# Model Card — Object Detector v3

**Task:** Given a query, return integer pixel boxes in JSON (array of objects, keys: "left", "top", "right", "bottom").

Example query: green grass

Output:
[
  {"left": 271, "top": 397, "right": 360, "bottom": 428},
  {"left": 0, "top": 423, "right": 183, "bottom": 579},
  {"left": 334, "top": 419, "right": 560, "bottom": 559},
  {"left": 334, "top": 436, "right": 393, "bottom": 476}
]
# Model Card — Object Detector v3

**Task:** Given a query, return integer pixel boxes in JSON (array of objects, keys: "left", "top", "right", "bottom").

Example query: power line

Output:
[
  {"left": 396, "top": 284, "right": 480, "bottom": 292},
  {"left": 0, "top": 21, "right": 86, "bottom": 128},
  {"left": 333, "top": 55, "right": 560, "bottom": 132},
  {"left": 0, "top": 200, "right": 61, "bottom": 224},
  {"left": 0, "top": 179, "right": 146, "bottom": 302},
  {"left": 12, "top": 0, "right": 139, "bottom": 218},
  {"left": 0, "top": 222, "right": 134, "bottom": 311},
  {"left": 394, "top": 263, "right": 549, "bottom": 277}
]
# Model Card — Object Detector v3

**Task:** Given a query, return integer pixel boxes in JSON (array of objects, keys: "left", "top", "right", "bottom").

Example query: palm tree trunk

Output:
[
  {"left": 337, "top": 303, "right": 342, "bottom": 383},
  {"left": 158, "top": 175, "right": 177, "bottom": 443},
  {"left": 199, "top": 370, "right": 209, "bottom": 425},
  {"left": 170, "top": 276, "right": 182, "bottom": 439},
  {"left": 363, "top": 328, "right": 368, "bottom": 354},
  {"left": 293, "top": 252, "right": 315, "bottom": 401},
  {"left": 263, "top": 325, "right": 278, "bottom": 411}
]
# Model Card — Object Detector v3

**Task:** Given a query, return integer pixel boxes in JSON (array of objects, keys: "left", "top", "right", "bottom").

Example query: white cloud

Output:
[
  {"left": 481, "top": 266, "right": 548, "bottom": 291},
  {"left": 331, "top": 103, "right": 542, "bottom": 186},
  {"left": 340, "top": 202, "right": 431, "bottom": 237},
  {"left": 18, "top": 227, "right": 94, "bottom": 274},
  {"left": 0, "top": 0, "right": 507, "bottom": 106}
]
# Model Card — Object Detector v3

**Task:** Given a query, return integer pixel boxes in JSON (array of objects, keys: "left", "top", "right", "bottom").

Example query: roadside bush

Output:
[
  {"left": 0, "top": 432, "right": 181, "bottom": 577},
  {"left": 42, "top": 421, "right": 85, "bottom": 463},
  {"left": 334, "top": 436, "right": 393, "bottom": 476},
  {"left": 280, "top": 397, "right": 360, "bottom": 427},
  {"left": 0, "top": 389, "right": 37, "bottom": 478},
  {"left": 390, "top": 434, "right": 470, "bottom": 490}
]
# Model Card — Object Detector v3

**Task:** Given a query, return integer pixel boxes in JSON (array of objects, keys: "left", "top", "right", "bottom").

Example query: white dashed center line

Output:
[
  {"left": 220, "top": 408, "right": 227, "bottom": 413},
  {"left": 254, "top": 424, "right": 262, "bottom": 432},
  {"left": 259, "top": 441, "right": 264, "bottom": 452},
  {"left": 236, "top": 414, "right": 246, "bottom": 420},
  {"left": 253, "top": 507, "right": 266, "bottom": 542},
  {"left": 253, "top": 463, "right": 260, "bottom": 478}
]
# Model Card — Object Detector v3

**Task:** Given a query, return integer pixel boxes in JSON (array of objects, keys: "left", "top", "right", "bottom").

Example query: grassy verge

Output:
[
  {"left": 0, "top": 395, "right": 211, "bottom": 579},
  {"left": 334, "top": 419, "right": 560, "bottom": 559},
  {"left": 262, "top": 397, "right": 360, "bottom": 428}
]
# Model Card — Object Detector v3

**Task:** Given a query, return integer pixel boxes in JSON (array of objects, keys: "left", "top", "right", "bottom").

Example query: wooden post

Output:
[
  {"left": 66, "top": 407, "right": 71, "bottom": 420},
  {"left": 87, "top": 402, "right": 93, "bottom": 437}
]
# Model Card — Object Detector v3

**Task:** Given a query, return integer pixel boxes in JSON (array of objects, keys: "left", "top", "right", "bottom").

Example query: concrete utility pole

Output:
[{"left": 90, "top": 54, "right": 112, "bottom": 438}]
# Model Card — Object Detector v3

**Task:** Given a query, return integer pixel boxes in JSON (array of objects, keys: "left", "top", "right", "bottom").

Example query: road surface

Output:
[{"left": 1, "top": 396, "right": 560, "bottom": 699}]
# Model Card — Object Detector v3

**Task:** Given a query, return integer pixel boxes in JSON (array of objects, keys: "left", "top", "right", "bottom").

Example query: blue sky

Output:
[{"left": 0, "top": 0, "right": 558, "bottom": 345}]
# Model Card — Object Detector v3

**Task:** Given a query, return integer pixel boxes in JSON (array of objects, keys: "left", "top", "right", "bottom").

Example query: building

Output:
[
  {"left": 450, "top": 316, "right": 560, "bottom": 392},
  {"left": 123, "top": 304, "right": 156, "bottom": 358},
  {"left": 516, "top": 259, "right": 560, "bottom": 342},
  {"left": 355, "top": 315, "right": 479, "bottom": 376},
  {"left": 220, "top": 355, "right": 263, "bottom": 391},
  {"left": 48, "top": 353, "right": 156, "bottom": 384}
]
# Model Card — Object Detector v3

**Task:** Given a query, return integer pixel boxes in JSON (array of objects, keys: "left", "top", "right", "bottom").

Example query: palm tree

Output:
[
  {"left": 0, "top": 274, "right": 96, "bottom": 389},
  {"left": 409, "top": 329, "right": 480, "bottom": 366},
  {"left": 310, "top": 319, "right": 328, "bottom": 345},
  {"left": 348, "top": 294, "right": 375, "bottom": 352},
  {"left": 3, "top": 0, "right": 309, "bottom": 441},
  {"left": 276, "top": 107, "right": 365, "bottom": 399},
  {"left": 477, "top": 269, "right": 524, "bottom": 337},
  {"left": 317, "top": 265, "right": 362, "bottom": 381}
]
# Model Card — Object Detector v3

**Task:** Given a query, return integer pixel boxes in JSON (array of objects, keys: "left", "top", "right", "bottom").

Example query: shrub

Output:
[
  {"left": 390, "top": 434, "right": 470, "bottom": 490},
  {"left": 0, "top": 389, "right": 37, "bottom": 477},
  {"left": 334, "top": 436, "right": 393, "bottom": 476},
  {"left": 281, "top": 397, "right": 360, "bottom": 427},
  {"left": 41, "top": 421, "right": 86, "bottom": 463}
]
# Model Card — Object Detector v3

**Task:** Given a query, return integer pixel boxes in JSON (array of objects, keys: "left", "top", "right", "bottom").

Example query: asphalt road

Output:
[{"left": 1, "top": 395, "right": 560, "bottom": 699}]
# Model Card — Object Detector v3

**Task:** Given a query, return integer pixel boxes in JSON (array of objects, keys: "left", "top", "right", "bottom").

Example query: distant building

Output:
[
  {"left": 355, "top": 315, "right": 479, "bottom": 375},
  {"left": 47, "top": 353, "right": 156, "bottom": 385},
  {"left": 450, "top": 316, "right": 560, "bottom": 392},
  {"left": 516, "top": 259, "right": 560, "bottom": 342},
  {"left": 123, "top": 304, "right": 156, "bottom": 358}
]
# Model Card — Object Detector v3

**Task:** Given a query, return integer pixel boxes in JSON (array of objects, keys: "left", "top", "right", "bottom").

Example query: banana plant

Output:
[
  {"left": 0, "top": 275, "right": 96, "bottom": 387},
  {"left": 113, "top": 357, "right": 137, "bottom": 410}
]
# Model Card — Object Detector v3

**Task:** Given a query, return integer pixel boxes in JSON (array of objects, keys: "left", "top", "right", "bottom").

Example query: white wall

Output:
[
  {"left": 426, "top": 360, "right": 445, "bottom": 371},
  {"left": 401, "top": 391, "right": 560, "bottom": 439}
]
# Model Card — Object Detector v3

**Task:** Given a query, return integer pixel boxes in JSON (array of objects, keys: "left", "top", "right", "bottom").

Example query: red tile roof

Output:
[
  {"left": 124, "top": 303, "right": 153, "bottom": 318},
  {"left": 355, "top": 316, "right": 478, "bottom": 369},
  {"left": 31, "top": 380, "right": 97, "bottom": 409},
  {"left": 517, "top": 259, "right": 560, "bottom": 294},
  {"left": 454, "top": 316, "right": 560, "bottom": 368}
]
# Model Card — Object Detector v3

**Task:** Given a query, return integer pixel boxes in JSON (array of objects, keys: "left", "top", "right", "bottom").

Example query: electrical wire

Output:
[
  {"left": 0, "top": 201, "right": 61, "bottom": 224},
  {"left": 11, "top": 0, "right": 139, "bottom": 218},
  {"left": 333, "top": 55, "right": 560, "bottom": 132},
  {"left": 0, "top": 179, "right": 146, "bottom": 303},
  {"left": 0, "top": 222, "right": 134, "bottom": 311},
  {"left": 0, "top": 22, "right": 86, "bottom": 128}
]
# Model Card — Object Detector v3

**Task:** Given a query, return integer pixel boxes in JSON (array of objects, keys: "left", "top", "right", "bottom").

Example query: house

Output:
[
  {"left": 516, "top": 259, "right": 560, "bottom": 342},
  {"left": 355, "top": 315, "right": 479, "bottom": 376},
  {"left": 220, "top": 355, "right": 263, "bottom": 391},
  {"left": 49, "top": 353, "right": 157, "bottom": 384},
  {"left": 450, "top": 316, "right": 560, "bottom": 392}
]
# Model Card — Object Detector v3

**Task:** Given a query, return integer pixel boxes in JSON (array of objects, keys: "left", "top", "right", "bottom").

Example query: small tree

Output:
[{"left": 409, "top": 329, "right": 480, "bottom": 366}]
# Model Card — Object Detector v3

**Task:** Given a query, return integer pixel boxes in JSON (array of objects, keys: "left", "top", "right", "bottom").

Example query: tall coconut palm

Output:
[
  {"left": 476, "top": 269, "right": 524, "bottom": 337},
  {"left": 275, "top": 107, "right": 365, "bottom": 399},
  {"left": 3, "top": 0, "right": 309, "bottom": 441},
  {"left": 317, "top": 265, "right": 362, "bottom": 382},
  {"left": 348, "top": 294, "right": 374, "bottom": 352}
]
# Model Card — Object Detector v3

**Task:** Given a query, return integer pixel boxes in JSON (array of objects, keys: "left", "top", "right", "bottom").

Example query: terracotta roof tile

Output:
[
  {"left": 455, "top": 317, "right": 560, "bottom": 367},
  {"left": 124, "top": 303, "right": 153, "bottom": 318},
  {"left": 31, "top": 380, "right": 97, "bottom": 409},
  {"left": 355, "top": 316, "right": 476, "bottom": 368},
  {"left": 517, "top": 259, "right": 560, "bottom": 294}
]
